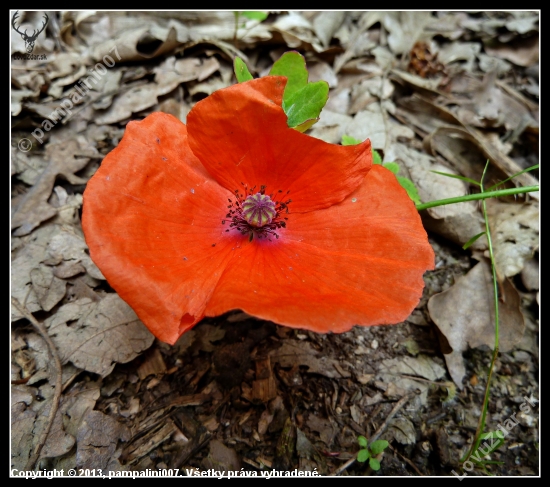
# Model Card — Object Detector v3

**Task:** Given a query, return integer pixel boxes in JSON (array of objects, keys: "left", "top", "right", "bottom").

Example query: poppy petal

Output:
[
  {"left": 83, "top": 112, "right": 242, "bottom": 344},
  {"left": 204, "top": 165, "right": 434, "bottom": 333},
  {"left": 186, "top": 76, "right": 372, "bottom": 213}
]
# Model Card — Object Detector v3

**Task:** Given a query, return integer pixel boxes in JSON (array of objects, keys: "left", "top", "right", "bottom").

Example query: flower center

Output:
[
  {"left": 223, "top": 184, "right": 291, "bottom": 241},
  {"left": 242, "top": 193, "right": 277, "bottom": 227}
]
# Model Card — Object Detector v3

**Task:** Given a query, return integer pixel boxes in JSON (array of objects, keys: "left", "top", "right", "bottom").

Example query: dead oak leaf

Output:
[
  {"left": 428, "top": 260, "right": 525, "bottom": 386},
  {"left": 30, "top": 265, "right": 67, "bottom": 312},
  {"left": 76, "top": 410, "right": 131, "bottom": 470},
  {"left": 12, "top": 224, "right": 60, "bottom": 321},
  {"left": 376, "top": 354, "right": 446, "bottom": 408},
  {"left": 45, "top": 294, "right": 154, "bottom": 377},
  {"left": 12, "top": 138, "right": 99, "bottom": 236},
  {"left": 46, "top": 227, "right": 105, "bottom": 280},
  {"left": 487, "top": 200, "right": 539, "bottom": 278},
  {"left": 270, "top": 340, "right": 350, "bottom": 379}
]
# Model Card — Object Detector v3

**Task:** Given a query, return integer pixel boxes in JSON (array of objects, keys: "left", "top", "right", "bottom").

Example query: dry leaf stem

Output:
[{"left": 12, "top": 297, "right": 63, "bottom": 471}]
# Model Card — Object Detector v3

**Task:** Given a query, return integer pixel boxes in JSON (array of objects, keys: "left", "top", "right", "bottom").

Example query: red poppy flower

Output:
[{"left": 82, "top": 76, "right": 434, "bottom": 345}]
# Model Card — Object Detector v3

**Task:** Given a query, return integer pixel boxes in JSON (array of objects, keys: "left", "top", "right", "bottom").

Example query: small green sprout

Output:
[{"left": 356, "top": 436, "right": 389, "bottom": 471}]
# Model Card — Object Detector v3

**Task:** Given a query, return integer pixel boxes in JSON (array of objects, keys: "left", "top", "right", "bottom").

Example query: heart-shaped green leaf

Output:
[
  {"left": 369, "top": 440, "right": 389, "bottom": 455},
  {"left": 283, "top": 81, "right": 329, "bottom": 129},
  {"left": 269, "top": 51, "right": 309, "bottom": 103},
  {"left": 357, "top": 449, "right": 370, "bottom": 463}
]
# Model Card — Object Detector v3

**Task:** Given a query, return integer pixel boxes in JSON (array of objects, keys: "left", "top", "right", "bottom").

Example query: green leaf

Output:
[
  {"left": 369, "top": 440, "right": 389, "bottom": 455},
  {"left": 293, "top": 118, "right": 319, "bottom": 133},
  {"left": 283, "top": 81, "right": 329, "bottom": 129},
  {"left": 382, "top": 162, "right": 400, "bottom": 175},
  {"left": 372, "top": 149, "right": 383, "bottom": 165},
  {"left": 240, "top": 11, "right": 269, "bottom": 21},
  {"left": 462, "top": 231, "right": 486, "bottom": 250},
  {"left": 357, "top": 449, "right": 370, "bottom": 463},
  {"left": 431, "top": 170, "right": 481, "bottom": 187},
  {"left": 269, "top": 51, "right": 309, "bottom": 103},
  {"left": 234, "top": 57, "right": 253, "bottom": 83},
  {"left": 369, "top": 457, "right": 381, "bottom": 471},
  {"left": 486, "top": 164, "right": 539, "bottom": 191},
  {"left": 357, "top": 435, "right": 368, "bottom": 448},
  {"left": 397, "top": 176, "right": 422, "bottom": 205},
  {"left": 341, "top": 135, "right": 362, "bottom": 146}
]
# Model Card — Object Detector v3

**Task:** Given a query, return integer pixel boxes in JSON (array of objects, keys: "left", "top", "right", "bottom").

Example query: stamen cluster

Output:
[{"left": 223, "top": 184, "right": 291, "bottom": 241}]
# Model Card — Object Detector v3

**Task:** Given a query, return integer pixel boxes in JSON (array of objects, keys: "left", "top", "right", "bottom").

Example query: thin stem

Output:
[
  {"left": 415, "top": 186, "right": 538, "bottom": 211},
  {"left": 12, "top": 297, "right": 63, "bottom": 471},
  {"left": 462, "top": 161, "right": 500, "bottom": 464}
]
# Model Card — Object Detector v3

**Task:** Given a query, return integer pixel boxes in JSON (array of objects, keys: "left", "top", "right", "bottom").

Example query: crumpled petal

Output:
[
  {"left": 83, "top": 80, "right": 434, "bottom": 345},
  {"left": 83, "top": 112, "right": 243, "bottom": 344},
  {"left": 204, "top": 165, "right": 434, "bottom": 332},
  {"left": 187, "top": 76, "right": 372, "bottom": 213}
]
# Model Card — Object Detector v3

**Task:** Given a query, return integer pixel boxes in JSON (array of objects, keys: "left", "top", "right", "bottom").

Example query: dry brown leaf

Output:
[
  {"left": 521, "top": 257, "right": 539, "bottom": 292},
  {"left": 46, "top": 227, "right": 104, "bottom": 280},
  {"left": 39, "top": 408, "right": 75, "bottom": 460},
  {"left": 487, "top": 200, "right": 539, "bottom": 278},
  {"left": 307, "top": 109, "right": 352, "bottom": 144},
  {"left": 484, "top": 35, "right": 539, "bottom": 67},
  {"left": 11, "top": 388, "right": 37, "bottom": 470},
  {"left": 91, "top": 25, "right": 182, "bottom": 63},
  {"left": 376, "top": 354, "right": 446, "bottom": 407},
  {"left": 30, "top": 265, "right": 66, "bottom": 312},
  {"left": 386, "top": 417, "right": 417, "bottom": 445},
  {"left": 272, "top": 12, "right": 323, "bottom": 52},
  {"left": 347, "top": 102, "right": 414, "bottom": 151},
  {"left": 428, "top": 260, "right": 525, "bottom": 386},
  {"left": 385, "top": 143, "right": 486, "bottom": 250},
  {"left": 155, "top": 56, "right": 220, "bottom": 88},
  {"left": 11, "top": 147, "right": 47, "bottom": 184},
  {"left": 11, "top": 89, "right": 38, "bottom": 116},
  {"left": 89, "top": 70, "right": 124, "bottom": 111},
  {"left": 12, "top": 138, "right": 99, "bottom": 236},
  {"left": 202, "top": 439, "right": 241, "bottom": 472},
  {"left": 464, "top": 71, "right": 537, "bottom": 131},
  {"left": 312, "top": 11, "right": 345, "bottom": 48},
  {"left": 46, "top": 294, "right": 154, "bottom": 377},
  {"left": 308, "top": 60, "right": 338, "bottom": 88},
  {"left": 349, "top": 77, "right": 394, "bottom": 114},
  {"left": 391, "top": 68, "right": 445, "bottom": 95},
  {"left": 306, "top": 415, "right": 335, "bottom": 445},
  {"left": 76, "top": 410, "right": 131, "bottom": 469},
  {"left": 381, "top": 11, "right": 435, "bottom": 55},
  {"left": 437, "top": 41, "right": 481, "bottom": 68},
  {"left": 93, "top": 83, "right": 161, "bottom": 125},
  {"left": 12, "top": 224, "right": 60, "bottom": 320},
  {"left": 271, "top": 340, "right": 350, "bottom": 379}
]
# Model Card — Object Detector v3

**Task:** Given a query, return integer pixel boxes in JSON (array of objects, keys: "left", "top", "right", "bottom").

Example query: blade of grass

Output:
[
  {"left": 431, "top": 170, "right": 481, "bottom": 186},
  {"left": 462, "top": 231, "right": 486, "bottom": 250},
  {"left": 486, "top": 164, "right": 539, "bottom": 191}
]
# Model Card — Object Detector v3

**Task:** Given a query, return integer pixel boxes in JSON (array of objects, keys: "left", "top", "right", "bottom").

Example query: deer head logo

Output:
[{"left": 12, "top": 11, "right": 49, "bottom": 54}]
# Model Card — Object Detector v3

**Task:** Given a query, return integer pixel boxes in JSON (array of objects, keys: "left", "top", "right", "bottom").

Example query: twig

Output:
[
  {"left": 329, "top": 392, "right": 416, "bottom": 476},
  {"left": 388, "top": 444, "right": 425, "bottom": 476},
  {"left": 369, "top": 392, "right": 415, "bottom": 444},
  {"left": 12, "top": 297, "right": 63, "bottom": 471}
]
